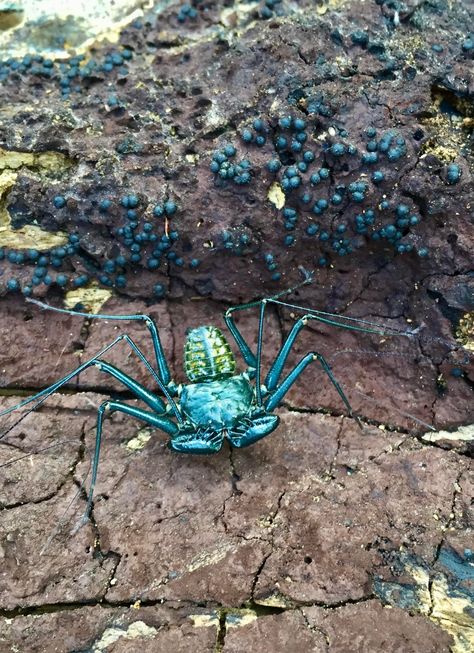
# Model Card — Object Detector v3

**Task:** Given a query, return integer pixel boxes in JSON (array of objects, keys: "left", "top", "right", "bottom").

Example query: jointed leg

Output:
[
  {"left": 265, "top": 350, "right": 362, "bottom": 428},
  {"left": 27, "top": 298, "right": 175, "bottom": 389},
  {"left": 80, "top": 399, "right": 179, "bottom": 523},
  {"left": 223, "top": 268, "right": 313, "bottom": 371},
  {"left": 0, "top": 333, "right": 183, "bottom": 441}
]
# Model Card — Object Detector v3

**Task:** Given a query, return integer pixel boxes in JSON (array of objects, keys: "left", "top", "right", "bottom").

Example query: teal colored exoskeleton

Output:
[{"left": 0, "top": 270, "right": 414, "bottom": 525}]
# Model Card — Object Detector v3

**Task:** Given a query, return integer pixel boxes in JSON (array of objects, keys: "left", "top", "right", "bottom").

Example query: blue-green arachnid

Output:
[{"left": 0, "top": 270, "right": 419, "bottom": 526}]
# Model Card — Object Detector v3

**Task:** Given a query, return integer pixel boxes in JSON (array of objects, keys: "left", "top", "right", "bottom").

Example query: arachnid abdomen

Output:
[
  {"left": 180, "top": 375, "right": 254, "bottom": 430},
  {"left": 184, "top": 326, "right": 236, "bottom": 382}
]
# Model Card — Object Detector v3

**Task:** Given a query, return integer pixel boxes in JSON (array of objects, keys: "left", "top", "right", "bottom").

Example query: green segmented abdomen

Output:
[{"left": 184, "top": 326, "right": 236, "bottom": 382}]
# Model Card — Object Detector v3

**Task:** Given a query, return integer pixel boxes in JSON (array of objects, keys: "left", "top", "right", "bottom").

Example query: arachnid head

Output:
[{"left": 184, "top": 326, "right": 236, "bottom": 383}]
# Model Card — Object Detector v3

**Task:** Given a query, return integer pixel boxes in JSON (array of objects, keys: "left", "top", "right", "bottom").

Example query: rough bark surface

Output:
[{"left": 0, "top": 0, "right": 473, "bottom": 651}]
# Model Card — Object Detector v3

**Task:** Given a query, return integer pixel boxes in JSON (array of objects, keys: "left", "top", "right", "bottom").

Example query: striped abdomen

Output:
[{"left": 184, "top": 326, "right": 236, "bottom": 383}]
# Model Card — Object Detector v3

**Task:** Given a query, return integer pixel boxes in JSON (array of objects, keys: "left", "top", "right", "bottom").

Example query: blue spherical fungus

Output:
[
  {"left": 121, "top": 194, "right": 139, "bottom": 209},
  {"left": 164, "top": 200, "right": 177, "bottom": 216},
  {"left": 241, "top": 128, "right": 253, "bottom": 143},
  {"left": 278, "top": 116, "right": 292, "bottom": 130},
  {"left": 99, "top": 198, "right": 112, "bottom": 213},
  {"left": 288, "top": 176, "right": 301, "bottom": 189},
  {"left": 371, "top": 170, "right": 385, "bottom": 183},
  {"left": 284, "top": 235, "right": 295, "bottom": 247},
  {"left": 387, "top": 147, "right": 403, "bottom": 161},
  {"left": 189, "top": 258, "right": 201, "bottom": 269},
  {"left": 253, "top": 118, "right": 265, "bottom": 132},
  {"left": 446, "top": 163, "right": 462, "bottom": 185},
  {"left": 283, "top": 207, "right": 297, "bottom": 219},
  {"left": 213, "top": 151, "right": 227, "bottom": 164},
  {"left": 266, "top": 158, "right": 281, "bottom": 173},
  {"left": 365, "top": 126, "right": 377, "bottom": 138},
  {"left": 331, "top": 193, "right": 343, "bottom": 205},
  {"left": 290, "top": 140, "right": 302, "bottom": 152},
  {"left": 147, "top": 257, "right": 160, "bottom": 270},
  {"left": 303, "top": 150, "right": 315, "bottom": 163},
  {"left": 235, "top": 171, "right": 251, "bottom": 184},
  {"left": 317, "top": 256, "right": 328, "bottom": 267},
  {"left": 306, "top": 223, "right": 319, "bottom": 236},
  {"left": 310, "top": 173, "right": 321, "bottom": 185},
  {"left": 275, "top": 135, "right": 287, "bottom": 150},
  {"left": 362, "top": 152, "right": 378, "bottom": 164},
  {"left": 128, "top": 194, "right": 139, "bottom": 208},
  {"left": 317, "top": 198, "right": 328, "bottom": 211},
  {"left": 396, "top": 204, "right": 410, "bottom": 218},
  {"left": 53, "top": 195, "right": 66, "bottom": 209},
  {"left": 22, "top": 285, "right": 32, "bottom": 296},
  {"left": 319, "top": 167, "right": 330, "bottom": 179},
  {"left": 103, "top": 260, "right": 116, "bottom": 273},
  {"left": 462, "top": 37, "right": 474, "bottom": 52},
  {"left": 223, "top": 144, "right": 237, "bottom": 157},
  {"left": 72, "top": 274, "right": 89, "bottom": 288},
  {"left": 330, "top": 143, "right": 346, "bottom": 156},
  {"left": 450, "top": 367, "right": 464, "bottom": 378},
  {"left": 153, "top": 204, "right": 164, "bottom": 217},
  {"left": 6, "top": 278, "right": 19, "bottom": 291},
  {"left": 293, "top": 118, "right": 306, "bottom": 131},
  {"left": 153, "top": 283, "right": 166, "bottom": 298},
  {"left": 417, "top": 247, "right": 429, "bottom": 257},
  {"left": 255, "top": 135, "right": 266, "bottom": 147},
  {"left": 27, "top": 249, "right": 39, "bottom": 261},
  {"left": 56, "top": 274, "right": 68, "bottom": 287}
]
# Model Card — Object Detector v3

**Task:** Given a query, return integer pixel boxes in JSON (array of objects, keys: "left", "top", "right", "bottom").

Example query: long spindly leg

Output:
[
  {"left": 223, "top": 269, "right": 314, "bottom": 370},
  {"left": 267, "top": 298, "right": 418, "bottom": 338},
  {"left": 80, "top": 400, "right": 179, "bottom": 524},
  {"left": 265, "top": 351, "right": 362, "bottom": 427},
  {"left": 0, "top": 333, "right": 183, "bottom": 441},
  {"left": 265, "top": 314, "right": 338, "bottom": 391},
  {"left": 27, "top": 298, "right": 175, "bottom": 390}
]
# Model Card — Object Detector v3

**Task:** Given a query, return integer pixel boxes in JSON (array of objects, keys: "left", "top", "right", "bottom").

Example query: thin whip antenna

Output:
[
  {"left": 39, "top": 482, "right": 87, "bottom": 556},
  {"left": 352, "top": 388, "right": 436, "bottom": 431},
  {"left": 0, "top": 438, "right": 80, "bottom": 468},
  {"left": 0, "top": 437, "right": 92, "bottom": 554},
  {"left": 0, "top": 394, "right": 55, "bottom": 441}
]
